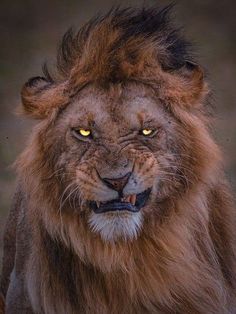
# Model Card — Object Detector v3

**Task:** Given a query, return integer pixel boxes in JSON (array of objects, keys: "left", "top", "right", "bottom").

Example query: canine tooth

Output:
[
  {"left": 96, "top": 201, "right": 100, "bottom": 208},
  {"left": 126, "top": 195, "right": 131, "bottom": 203},
  {"left": 130, "top": 194, "right": 136, "bottom": 205}
]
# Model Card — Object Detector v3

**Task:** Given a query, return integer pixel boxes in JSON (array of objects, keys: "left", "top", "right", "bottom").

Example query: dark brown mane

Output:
[
  {"left": 21, "top": 6, "right": 206, "bottom": 120},
  {"left": 50, "top": 6, "right": 192, "bottom": 84}
]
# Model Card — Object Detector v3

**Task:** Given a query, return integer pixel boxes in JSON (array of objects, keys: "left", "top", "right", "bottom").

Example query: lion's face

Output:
[
  {"left": 43, "top": 82, "right": 193, "bottom": 242},
  {"left": 17, "top": 5, "right": 215, "bottom": 248}
]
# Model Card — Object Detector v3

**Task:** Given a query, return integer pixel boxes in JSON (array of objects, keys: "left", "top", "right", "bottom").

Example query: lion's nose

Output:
[{"left": 102, "top": 172, "right": 131, "bottom": 195}]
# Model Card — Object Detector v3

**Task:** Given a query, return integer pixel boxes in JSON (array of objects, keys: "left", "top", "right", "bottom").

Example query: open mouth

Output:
[{"left": 90, "top": 188, "right": 151, "bottom": 214}]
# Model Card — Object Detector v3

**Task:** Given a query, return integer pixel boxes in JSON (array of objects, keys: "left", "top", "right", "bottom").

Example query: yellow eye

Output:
[
  {"left": 142, "top": 129, "right": 153, "bottom": 136},
  {"left": 79, "top": 129, "right": 91, "bottom": 137}
]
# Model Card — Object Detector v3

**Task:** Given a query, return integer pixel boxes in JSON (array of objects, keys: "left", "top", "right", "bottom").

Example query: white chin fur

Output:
[{"left": 88, "top": 211, "right": 143, "bottom": 242}]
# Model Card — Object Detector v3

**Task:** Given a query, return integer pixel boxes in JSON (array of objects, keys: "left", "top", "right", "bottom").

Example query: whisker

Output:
[{"left": 58, "top": 182, "right": 76, "bottom": 213}]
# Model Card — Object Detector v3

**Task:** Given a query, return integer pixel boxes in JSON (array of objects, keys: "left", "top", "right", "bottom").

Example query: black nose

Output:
[{"left": 102, "top": 172, "right": 131, "bottom": 194}]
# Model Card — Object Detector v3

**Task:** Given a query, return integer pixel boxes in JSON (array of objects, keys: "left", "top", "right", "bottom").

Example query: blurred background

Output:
[{"left": 0, "top": 0, "right": 235, "bottom": 262}]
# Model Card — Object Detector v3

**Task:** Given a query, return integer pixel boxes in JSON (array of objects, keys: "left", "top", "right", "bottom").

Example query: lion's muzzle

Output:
[
  {"left": 87, "top": 172, "right": 152, "bottom": 241},
  {"left": 89, "top": 171, "right": 151, "bottom": 214}
]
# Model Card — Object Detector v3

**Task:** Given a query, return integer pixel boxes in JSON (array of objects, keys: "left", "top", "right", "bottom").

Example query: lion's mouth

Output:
[{"left": 90, "top": 189, "right": 151, "bottom": 214}]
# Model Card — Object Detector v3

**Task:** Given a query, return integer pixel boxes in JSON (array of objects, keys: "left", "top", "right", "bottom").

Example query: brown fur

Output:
[
  {"left": 0, "top": 294, "right": 4, "bottom": 314},
  {"left": 1, "top": 6, "right": 236, "bottom": 314}
]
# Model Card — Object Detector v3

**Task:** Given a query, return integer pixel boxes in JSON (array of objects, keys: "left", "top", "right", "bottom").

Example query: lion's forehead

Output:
[{"left": 61, "top": 84, "right": 168, "bottom": 132}]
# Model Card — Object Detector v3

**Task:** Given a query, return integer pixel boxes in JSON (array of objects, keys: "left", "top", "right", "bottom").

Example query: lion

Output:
[{"left": 1, "top": 6, "right": 236, "bottom": 314}]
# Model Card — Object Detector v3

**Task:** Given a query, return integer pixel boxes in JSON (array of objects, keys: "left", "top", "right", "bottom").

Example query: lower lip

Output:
[{"left": 93, "top": 202, "right": 139, "bottom": 214}]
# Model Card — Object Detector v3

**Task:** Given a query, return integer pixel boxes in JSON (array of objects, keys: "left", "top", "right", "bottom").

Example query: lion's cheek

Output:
[
  {"left": 75, "top": 168, "right": 119, "bottom": 202},
  {"left": 123, "top": 165, "right": 159, "bottom": 195}
]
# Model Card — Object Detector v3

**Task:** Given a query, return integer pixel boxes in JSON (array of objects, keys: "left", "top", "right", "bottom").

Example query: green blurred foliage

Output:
[{"left": 0, "top": 0, "right": 235, "bottom": 261}]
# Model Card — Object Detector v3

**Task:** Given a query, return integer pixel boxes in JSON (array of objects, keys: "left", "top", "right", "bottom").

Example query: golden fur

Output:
[{"left": 1, "top": 6, "right": 236, "bottom": 314}]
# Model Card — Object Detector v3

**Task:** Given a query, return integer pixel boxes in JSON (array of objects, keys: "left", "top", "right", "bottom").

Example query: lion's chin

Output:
[{"left": 88, "top": 211, "right": 143, "bottom": 243}]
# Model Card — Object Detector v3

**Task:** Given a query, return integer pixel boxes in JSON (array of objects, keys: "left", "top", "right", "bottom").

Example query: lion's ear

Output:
[
  {"left": 181, "top": 61, "right": 208, "bottom": 105},
  {"left": 21, "top": 77, "right": 67, "bottom": 119},
  {"left": 21, "top": 76, "right": 52, "bottom": 119},
  {"left": 183, "top": 61, "right": 204, "bottom": 84},
  {"left": 161, "top": 61, "right": 208, "bottom": 108}
]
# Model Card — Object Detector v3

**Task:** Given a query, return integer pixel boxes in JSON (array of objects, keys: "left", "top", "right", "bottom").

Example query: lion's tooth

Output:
[
  {"left": 131, "top": 194, "right": 136, "bottom": 205},
  {"left": 96, "top": 201, "right": 100, "bottom": 208},
  {"left": 126, "top": 195, "right": 131, "bottom": 203}
]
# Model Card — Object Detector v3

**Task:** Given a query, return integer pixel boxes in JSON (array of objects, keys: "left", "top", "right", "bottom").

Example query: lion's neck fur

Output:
[{"left": 25, "top": 181, "right": 235, "bottom": 314}]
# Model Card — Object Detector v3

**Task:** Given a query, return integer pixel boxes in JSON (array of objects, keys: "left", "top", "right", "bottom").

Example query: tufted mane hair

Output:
[
  {"left": 50, "top": 6, "right": 192, "bottom": 84},
  {"left": 21, "top": 6, "right": 206, "bottom": 119}
]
